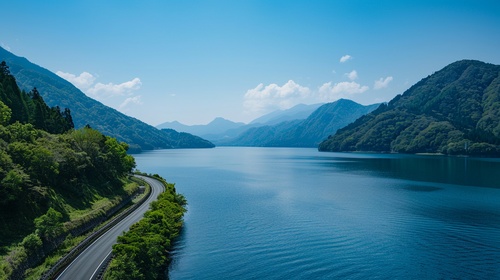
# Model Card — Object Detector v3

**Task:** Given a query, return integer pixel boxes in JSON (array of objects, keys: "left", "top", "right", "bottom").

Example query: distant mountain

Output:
[
  {"left": 222, "top": 99, "right": 380, "bottom": 147},
  {"left": 156, "top": 120, "right": 190, "bottom": 132},
  {"left": 206, "top": 123, "right": 263, "bottom": 144},
  {"left": 319, "top": 60, "right": 500, "bottom": 156},
  {"left": 0, "top": 47, "right": 214, "bottom": 152},
  {"left": 157, "top": 117, "right": 245, "bottom": 136},
  {"left": 250, "top": 103, "right": 324, "bottom": 125},
  {"left": 158, "top": 104, "right": 322, "bottom": 144}
]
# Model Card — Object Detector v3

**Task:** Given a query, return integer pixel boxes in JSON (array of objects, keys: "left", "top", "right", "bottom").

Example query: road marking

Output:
[
  {"left": 89, "top": 251, "right": 112, "bottom": 280},
  {"left": 55, "top": 176, "right": 164, "bottom": 279}
]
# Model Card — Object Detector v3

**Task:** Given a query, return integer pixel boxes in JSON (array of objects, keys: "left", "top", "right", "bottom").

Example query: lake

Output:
[{"left": 133, "top": 147, "right": 500, "bottom": 279}]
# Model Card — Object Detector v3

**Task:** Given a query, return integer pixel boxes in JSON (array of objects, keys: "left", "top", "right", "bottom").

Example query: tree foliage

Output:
[
  {"left": 0, "top": 65, "right": 136, "bottom": 264},
  {"left": 0, "top": 61, "right": 74, "bottom": 134},
  {"left": 105, "top": 177, "right": 186, "bottom": 280},
  {"left": 319, "top": 60, "right": 500, "bottom": 156},
  {"left": 34, "top": 208, "right": 64, "bottom": 240},
  {"left": 0, "top": 50, "right": 215, "bottom": 152}
]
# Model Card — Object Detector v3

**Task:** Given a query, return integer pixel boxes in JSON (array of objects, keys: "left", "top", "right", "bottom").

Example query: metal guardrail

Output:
[
  {"left": 39, "top": 178, "right": 152, "bottom": 280},
  {"left": 94, "top": 175, "right": 167, "bottom": 280}
]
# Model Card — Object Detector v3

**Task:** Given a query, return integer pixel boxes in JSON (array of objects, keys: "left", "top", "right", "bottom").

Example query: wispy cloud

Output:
[
  {"left": 339, "top": 55, "right": 352, "bottom": 63},
  {"left": 57, "top": 70, "right": 143, "bottom": 111},
  {"left": 319, "top": 81, "right": 369, "bottom": 101},
  {"left": 119, "top": 95, "right": 143, "bottom": 109},
  {"left": 244, "top": 80, "right": 311, "bottom": 113},
  {"left": 57, "top": 70, "right": 142, "bottom": 98},
  {"left": 87, "top": 78, "right": 142, "bottom": 97},
  {"left": 56, "top": 71, "right": 96, "bottom": 90},
  {"left": 345, "top": 70, "right": 358, "bottom": 81},
  {"left": 374, "top": 76, "right": 393, "bottom": 90}
]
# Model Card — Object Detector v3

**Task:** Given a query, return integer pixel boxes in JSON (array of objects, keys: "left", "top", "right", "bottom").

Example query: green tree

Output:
[
  {"left": 105, "top": 180, "right": 186, "bottom": 280},
  {"left": 0, "top": 100, "right": 11, "bottom": 125},
  {"left": 104, "top": 136, "right": 135, "bottom": 178},
  {"left": 21, "top": 233, "right": 43, "bottom": 253},
  {"left": 105, "top": 247, "right": 143, "bottom": 280},
  {"left": 34, "top": 208, "right": 64, "bottom": 239},
  {"left": 0, "top": 168, "right": 30, "bottom": 206},
  {"left": 0, "top": 61, "right": 9, "bottom": 77},
  {"left": 7, "top": 122, "right": 38, "bottom": 143}
]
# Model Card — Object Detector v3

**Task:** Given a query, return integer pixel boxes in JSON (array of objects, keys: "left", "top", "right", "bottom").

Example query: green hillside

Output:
[
  {"left": 319, "top": 60, "right": 500, "bottom": 156},
  {"left": 0, "top": 64, "right": 139, "bottom": 279},
  {"left": 224, "top": 99, "right": 379, "bottom": 147},
  {"left": 0, "top": 47, "right": 214, "bottom": 152}
]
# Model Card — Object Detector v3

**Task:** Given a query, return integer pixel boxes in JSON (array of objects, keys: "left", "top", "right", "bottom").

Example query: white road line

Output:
[{"left": 89, "top": 250, "right": 112, "bottom": 280}]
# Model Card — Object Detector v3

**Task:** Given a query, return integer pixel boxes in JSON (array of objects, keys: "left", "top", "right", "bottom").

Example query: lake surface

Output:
[{"left": 133, "top": 147, "right": 500, "bottom": 279}]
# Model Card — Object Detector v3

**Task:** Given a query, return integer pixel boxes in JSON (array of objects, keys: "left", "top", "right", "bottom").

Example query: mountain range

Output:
[
  {"left": 6, "top": 47, "right": 497, "bottom": 155},
  {"left": 319, "top": 60, "right": 500, "bottom": 156},
  {"left": 222, "top": 99, "right": 379, "bottom": 147},
  {"left": 249, "top": 103, "right": 324, "bottom": 125},
  {"left": 0, "top": 47, "right": 214, "bottom": 152},
  {"left": 157, "top": 117, "right": 246, "bottom": 136},
  {"left": 156, "top": 103, "right": 324, "bottom": 143},
  {"left": 159, "top": 100, "right": 379, "bottom": 147}
]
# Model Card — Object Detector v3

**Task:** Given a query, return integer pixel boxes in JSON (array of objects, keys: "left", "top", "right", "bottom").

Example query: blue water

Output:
[{"left": 133, "top": 147, "right": 500, "bottom": 279}]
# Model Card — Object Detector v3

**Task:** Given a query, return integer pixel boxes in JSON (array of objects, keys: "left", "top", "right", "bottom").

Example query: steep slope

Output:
[
  {"left": 0, "top": 47, "right": 214, "bottom": 152},
  {"left": 222, "top": 120, "right": 303, "bottom": 146},
  {"left": 0, "top": 68, "right": 139, "bottom": 279},
  {"left": 206, "top": 123, "right": 263, "bottom": 144},
  {"left": 319, "top": 60, "right": 500, "bottom": 156},
  {"left": 250, "top": 103, "right": 324, "bottom": 125},
  {"left": 223, "top": 99, "right": 379, "bottom": 147}
]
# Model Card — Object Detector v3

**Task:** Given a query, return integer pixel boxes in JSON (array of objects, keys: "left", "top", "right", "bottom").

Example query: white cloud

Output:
[
  {"left": 319, "top": 81, "right": 369, "bottom": 101},
  {"left": 56, "top": 70, "right": 142, "bottom": 99},
  {"left": 55, "top": 70, "right": 144, "bottom": 113},
  {"left": 374, "top": 76, "right": 393, "bottom": 90},
  {"left": 345, "top": 70, "right": 358, "bottom": 81},
  {"left": 244, "top": 80, "right": 311, "bottom": 113},
  {"left": 87, "top": 78, "right": 142, "bottom": 97},
  {"left": 56, "top": 71, "right": 96, "bottom": 90},
  {"left": 119, "top": 95, "right": 143, "bottom": 109},
  {"left": 339, "top": 55, "right": 352, "bottom": 63}
]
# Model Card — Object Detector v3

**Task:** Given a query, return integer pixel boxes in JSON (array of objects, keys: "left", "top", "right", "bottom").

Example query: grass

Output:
[
  {"left": 23, "top": 177, "right": 149, "bottom": 279},
  {"left": 23, "top": 234, "right": 87, "bottom": 280},
  {"left": 1, "top": 176, "right": 145, "bottom": 280}
]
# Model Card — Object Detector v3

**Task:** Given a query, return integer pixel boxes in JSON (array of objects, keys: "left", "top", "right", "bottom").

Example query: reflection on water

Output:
[
  {"left": 403, "top": 185, "right": 442, "bottom": 192},
  {"left": 315, "top": 153, "right": 500, "bottom": 188},
  {"left": 134, "top": 148, "right": 500, "bottom": 279}
]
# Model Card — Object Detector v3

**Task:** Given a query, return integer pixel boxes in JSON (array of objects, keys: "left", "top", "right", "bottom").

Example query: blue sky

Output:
[{"left": 1, "top": 1, "right": 500, "bottom": 125}]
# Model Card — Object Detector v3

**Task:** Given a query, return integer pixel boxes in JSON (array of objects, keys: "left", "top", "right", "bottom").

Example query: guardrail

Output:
[
  {"left": 39, "top": 177, "right": 152, "bottom": 280},
  {"left": 94, "top": 175, "right": 167, "bottom": 280}
]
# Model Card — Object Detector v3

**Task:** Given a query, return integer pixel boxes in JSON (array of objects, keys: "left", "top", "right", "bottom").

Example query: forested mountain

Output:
[
  {"left": 222, "top": 99, "right": 379, "bottom": 147},
  {"left": 319, "top": 60, "right": 500, "bottom": 156},
  {"left": 0, "top": 47, "right": 214, "bottom": 152},
  {"left": 0, "top": 62, "right": 74, "bottom": 134},
  {"left": 0, "top": 67, "right": 137, "bottom": 279}
]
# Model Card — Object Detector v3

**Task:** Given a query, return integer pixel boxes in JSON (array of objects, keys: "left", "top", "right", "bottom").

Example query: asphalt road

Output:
[{"left": 56, "top": 175, "right": 164, "bottom": 280}]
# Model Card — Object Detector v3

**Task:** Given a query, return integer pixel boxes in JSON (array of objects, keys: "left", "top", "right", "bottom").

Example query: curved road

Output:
[{"left": 56, "top": 175, "right": 164, "bottom": 280}]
